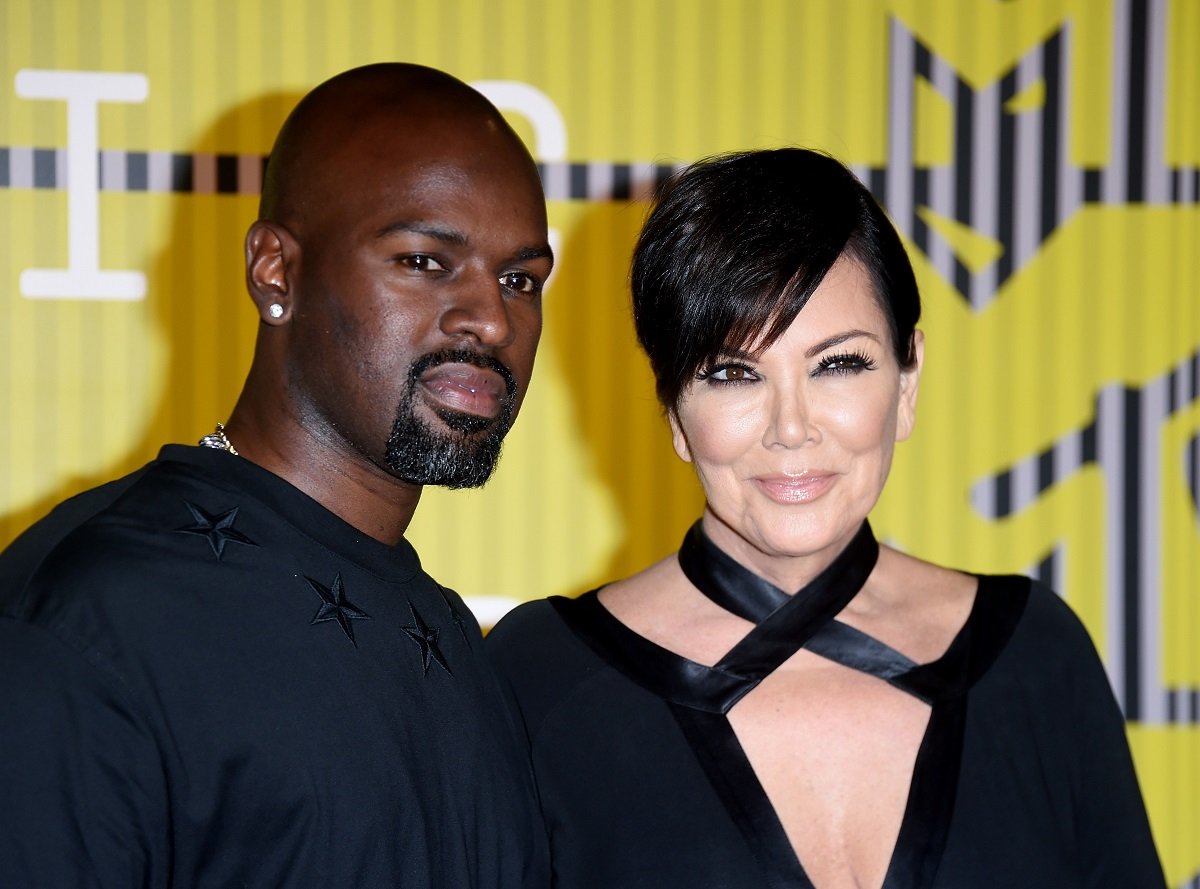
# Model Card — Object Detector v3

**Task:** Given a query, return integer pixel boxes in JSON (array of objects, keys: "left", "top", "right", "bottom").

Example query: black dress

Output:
[{"left": 488, "top": 522, "right": 1164, "bottom": 888}]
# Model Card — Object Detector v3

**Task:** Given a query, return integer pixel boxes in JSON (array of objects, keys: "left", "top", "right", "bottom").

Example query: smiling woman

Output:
[
  {"left": 669, "top": 256, "right": 921, "bottom": 584},
  {"left": 487, "top": 148, "right": 1166, "bottom": 889}
]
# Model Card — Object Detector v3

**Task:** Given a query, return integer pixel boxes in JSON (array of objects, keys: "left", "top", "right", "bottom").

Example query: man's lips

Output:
[
  {"left": 754, "top": 472, "right": 836, "bottom": 504},
  {"left": 417, "top": 363, "right": 508, "bottom": 420}
]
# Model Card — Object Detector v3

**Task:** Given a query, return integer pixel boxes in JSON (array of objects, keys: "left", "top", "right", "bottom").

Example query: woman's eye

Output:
[
  {"left": 399, "top": 254, "right": 446, "bottom": 272},
  {"left": 816, "top": 351, "right": 876, "bottom": 375},
  {"left": 703, "top": 364, "right": 757, "bottom": 383},
  {"left": 500, "top": 272, "right": 542, "bottom": 296}
]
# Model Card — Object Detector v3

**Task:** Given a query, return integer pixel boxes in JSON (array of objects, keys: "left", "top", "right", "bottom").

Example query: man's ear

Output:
[
  {"left": 668, "top": 410, "right": 693, "bottom": 464},
  {"left": 245, "top": 220, "right": 299, "bottom": 325},
  {"left": 895, "top": 329, "right": 924, "bottom": 442}
]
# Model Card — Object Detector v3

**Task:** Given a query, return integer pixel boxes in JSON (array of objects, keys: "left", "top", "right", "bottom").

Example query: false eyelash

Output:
[{"left": 816, "top": 350, "right": 877, "bottom": 375}]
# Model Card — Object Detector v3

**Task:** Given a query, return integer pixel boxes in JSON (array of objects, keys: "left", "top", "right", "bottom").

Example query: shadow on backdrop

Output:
[
  {"left": 544, "top": 195, "right": 705, "bottom": 597},
  {"left": 0, "top": 92, "right": 300, "bottom": 546}
]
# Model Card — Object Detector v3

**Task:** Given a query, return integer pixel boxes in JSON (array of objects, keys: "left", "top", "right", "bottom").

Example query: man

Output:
[{"left": 0, "top": 64, "right": 553, "bottom": 887}]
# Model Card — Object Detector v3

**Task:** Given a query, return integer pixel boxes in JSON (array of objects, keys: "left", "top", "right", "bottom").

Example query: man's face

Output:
[{"left": 282, "top": 112, "right": 552, "bottom": 488}]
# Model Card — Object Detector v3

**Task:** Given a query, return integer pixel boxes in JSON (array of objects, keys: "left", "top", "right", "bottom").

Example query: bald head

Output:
[
  {"left": 259, "top": 63, "right": 537, "bottom": 231},
  {"left": 233, "top": 61, "right": 551, "bottom": 517}
]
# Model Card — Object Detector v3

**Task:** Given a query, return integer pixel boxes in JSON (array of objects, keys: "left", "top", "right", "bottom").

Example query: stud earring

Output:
[{"left": 268, "top": 303, "right": 284, "bottom": 319}]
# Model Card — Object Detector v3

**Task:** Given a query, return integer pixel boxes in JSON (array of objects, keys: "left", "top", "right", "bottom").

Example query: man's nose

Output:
[{"left": 439, "top": 272, "right": 513, "bottom": 348}]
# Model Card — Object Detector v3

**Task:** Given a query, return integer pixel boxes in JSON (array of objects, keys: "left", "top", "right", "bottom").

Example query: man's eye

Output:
[
  {"left": 500, "top": 272, "right": 542, "bottom": 295},
  {"left": 399, "top": 255, "right": 446, "bottom": 272}
]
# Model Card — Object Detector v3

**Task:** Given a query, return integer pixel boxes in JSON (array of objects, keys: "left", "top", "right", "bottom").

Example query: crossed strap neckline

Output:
[
  {"left": 550, "top": 521, "right": 1030, "bottom": 889},
  {"left": 678, "top": 520, "right": 940, "bottom": 704}
]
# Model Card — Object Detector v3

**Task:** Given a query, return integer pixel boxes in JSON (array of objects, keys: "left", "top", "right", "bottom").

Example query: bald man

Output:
[{"left": 0, "top": 65, "right": 552, "bottom": 887}]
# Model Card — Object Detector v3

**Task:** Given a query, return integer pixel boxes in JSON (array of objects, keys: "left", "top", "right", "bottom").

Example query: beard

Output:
[{"left": 383, "top": 349, "right": 518, "bottom": 489}]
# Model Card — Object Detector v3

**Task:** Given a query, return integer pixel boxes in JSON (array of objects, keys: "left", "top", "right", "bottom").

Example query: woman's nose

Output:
[{"left": 764, "top": 388, "right": 819, "bottom": 448}]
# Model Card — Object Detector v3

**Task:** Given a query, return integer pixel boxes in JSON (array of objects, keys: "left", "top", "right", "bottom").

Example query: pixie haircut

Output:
[{"left": 631, "top": 148, "right": 921, "bottom": 411}]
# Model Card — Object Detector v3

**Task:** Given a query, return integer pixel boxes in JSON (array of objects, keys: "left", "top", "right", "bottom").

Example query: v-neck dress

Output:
[{"left": 487, "top": 570, "right": 1164, "bottom": 888}]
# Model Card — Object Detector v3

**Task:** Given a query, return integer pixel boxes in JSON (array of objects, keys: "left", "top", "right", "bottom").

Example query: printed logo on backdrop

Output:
[
  {"left": 3, "top": 71, "right": 565, "bottom": 631},
  {"left": 6, "top": 1, "right": 1198, "bottom": 725},
  {"left": 868, "top": 6, "right": 1200, "bottom": 728},
  {"left": 11, "top": 70, "right": 149, "bottom": 300},
  {"left": 4, "top": 73, "right": 562, "bottom": 306}
]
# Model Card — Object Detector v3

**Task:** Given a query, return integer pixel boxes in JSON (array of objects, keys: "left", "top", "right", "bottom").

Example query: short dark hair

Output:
[{"left": 630, "top": 148, "right": 921, "bottom": 410}]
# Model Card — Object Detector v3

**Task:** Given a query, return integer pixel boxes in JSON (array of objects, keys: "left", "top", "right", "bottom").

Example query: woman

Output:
[{"left": 488, "top": 149, "right": 1164, "bottom": 888}]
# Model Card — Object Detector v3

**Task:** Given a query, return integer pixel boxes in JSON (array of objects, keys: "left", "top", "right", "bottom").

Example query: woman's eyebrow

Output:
[{"left": 805, "top": 329, "right": 880, "bottom": 358}]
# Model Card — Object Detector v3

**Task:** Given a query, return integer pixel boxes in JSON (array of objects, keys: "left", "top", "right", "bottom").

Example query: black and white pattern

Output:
[
  {"left": 972, "top": 350, "right": 1200, "bottom": 723},
  {"left": 4, "top": 1, "right": 1196, "bottom": 730}
]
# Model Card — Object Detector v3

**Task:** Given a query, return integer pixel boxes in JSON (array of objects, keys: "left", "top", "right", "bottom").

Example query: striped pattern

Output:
[
  {"left": 0, "top": 150, "right": 682, "bottom": 200},
  {"left": 0, "top": 147, "right": 265, "bottom": 195},
  {"left": 863, "top": 0, "right": 1200, "bottom": 310},
  {"left": 3, "top": 4, "right": 1196, "bottom": 315},
  {"left": 1191, "top": 432, "right": 1200, "bottom": 513},
  {"left": 4, "top": 135, "right": 1198, "bottom": 221},
  {"left": 972, "top": 350, "right": 1200, "bottom": 724},
  {"left": 2, "top": 2, "right": 1195, "bottom": 723}
]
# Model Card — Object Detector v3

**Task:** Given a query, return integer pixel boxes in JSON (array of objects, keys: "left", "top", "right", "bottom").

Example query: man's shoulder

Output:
[
  {"left": 0, "top": 453, "right": 248, "bottom": 645},
  {"left": 0, "top": 463, "right": 164, "bottom": 607}
]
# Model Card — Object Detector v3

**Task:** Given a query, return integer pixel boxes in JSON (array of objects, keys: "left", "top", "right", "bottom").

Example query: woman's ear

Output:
[
  {"left": 668, "top": 409, "right": 693, "bottom": 463},
  {"left": 245, "top": 220, "right": 299, "bottom": 325},
  {"left": 895, "top": 329, "right": 924, "bottom": 442}
]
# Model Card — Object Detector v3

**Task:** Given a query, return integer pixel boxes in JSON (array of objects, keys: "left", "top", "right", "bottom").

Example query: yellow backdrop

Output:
[{"left": 2, "top": 0, "right": 1197, "bottom": 881}]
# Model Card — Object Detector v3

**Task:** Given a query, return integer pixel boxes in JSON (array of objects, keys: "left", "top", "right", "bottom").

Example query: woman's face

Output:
[{"left": 670, "top": 256, "right": 923, "bottom": 582}]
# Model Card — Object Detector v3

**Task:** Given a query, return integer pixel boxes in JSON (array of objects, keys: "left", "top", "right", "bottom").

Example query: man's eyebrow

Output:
[
  {"left": 375, "top": 221, "right": 468, "bottom": 245},
  {"left": 805, "top": 329, "right": 881, "bottom": 358},
  {"left": 373, "top": 224, "right": 553, "bottom": 265},
  {"left": 514, "top": 245, "right": 554, "bottom": 263}
]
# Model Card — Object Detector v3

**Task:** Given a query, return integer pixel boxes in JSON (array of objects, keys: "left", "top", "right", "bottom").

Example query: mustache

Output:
[{"left": 407, "top": 349, "right": 518, "bottom": 399}]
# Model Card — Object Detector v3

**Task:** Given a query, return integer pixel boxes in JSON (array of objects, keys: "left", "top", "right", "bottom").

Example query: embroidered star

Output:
[
  {"left": 307, "top": 573, "right": 371, "bottom": 646},
  {"left": 437, "top": 586, "right": 472, "bottom": 645},
  {"left": 174, "top": 501, "right": 257, "bottom": 559},
  {"left": 401, "top": 601, "right": 451, "bottom": 676}
]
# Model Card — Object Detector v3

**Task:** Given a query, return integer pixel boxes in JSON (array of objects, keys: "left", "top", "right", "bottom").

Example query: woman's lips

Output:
[
  {"left": 754, "top": 472, "right": 836, "bottom": 504},
  {"left": 417, "top": 364, "right": 507, "bottom": 419}
]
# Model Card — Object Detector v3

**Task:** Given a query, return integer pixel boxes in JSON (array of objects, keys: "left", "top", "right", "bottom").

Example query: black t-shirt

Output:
[
  {"left": 488, "top": 578, "right": 1165, "bottom": 888},
  {"left": 0, "top": 445, "right": 548, "bottom": 888}
]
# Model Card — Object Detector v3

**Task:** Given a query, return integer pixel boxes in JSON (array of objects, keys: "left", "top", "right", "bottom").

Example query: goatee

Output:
[{"left": 383, "top": 349, "right": 518, "bottom": 489}]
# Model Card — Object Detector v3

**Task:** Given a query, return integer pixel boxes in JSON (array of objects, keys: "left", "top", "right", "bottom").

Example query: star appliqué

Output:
[
  {"left": 437, "top": 586, "right": 472, "bottom": 645},
  {"left": 401, "top": 601, "right": 452, "bottom": 676},
  {"left": 307, "top": 573, "right": 371, "bottom": 646},
  {"left": 174, "top": 501, "right": 257, "bottom": 559}
]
